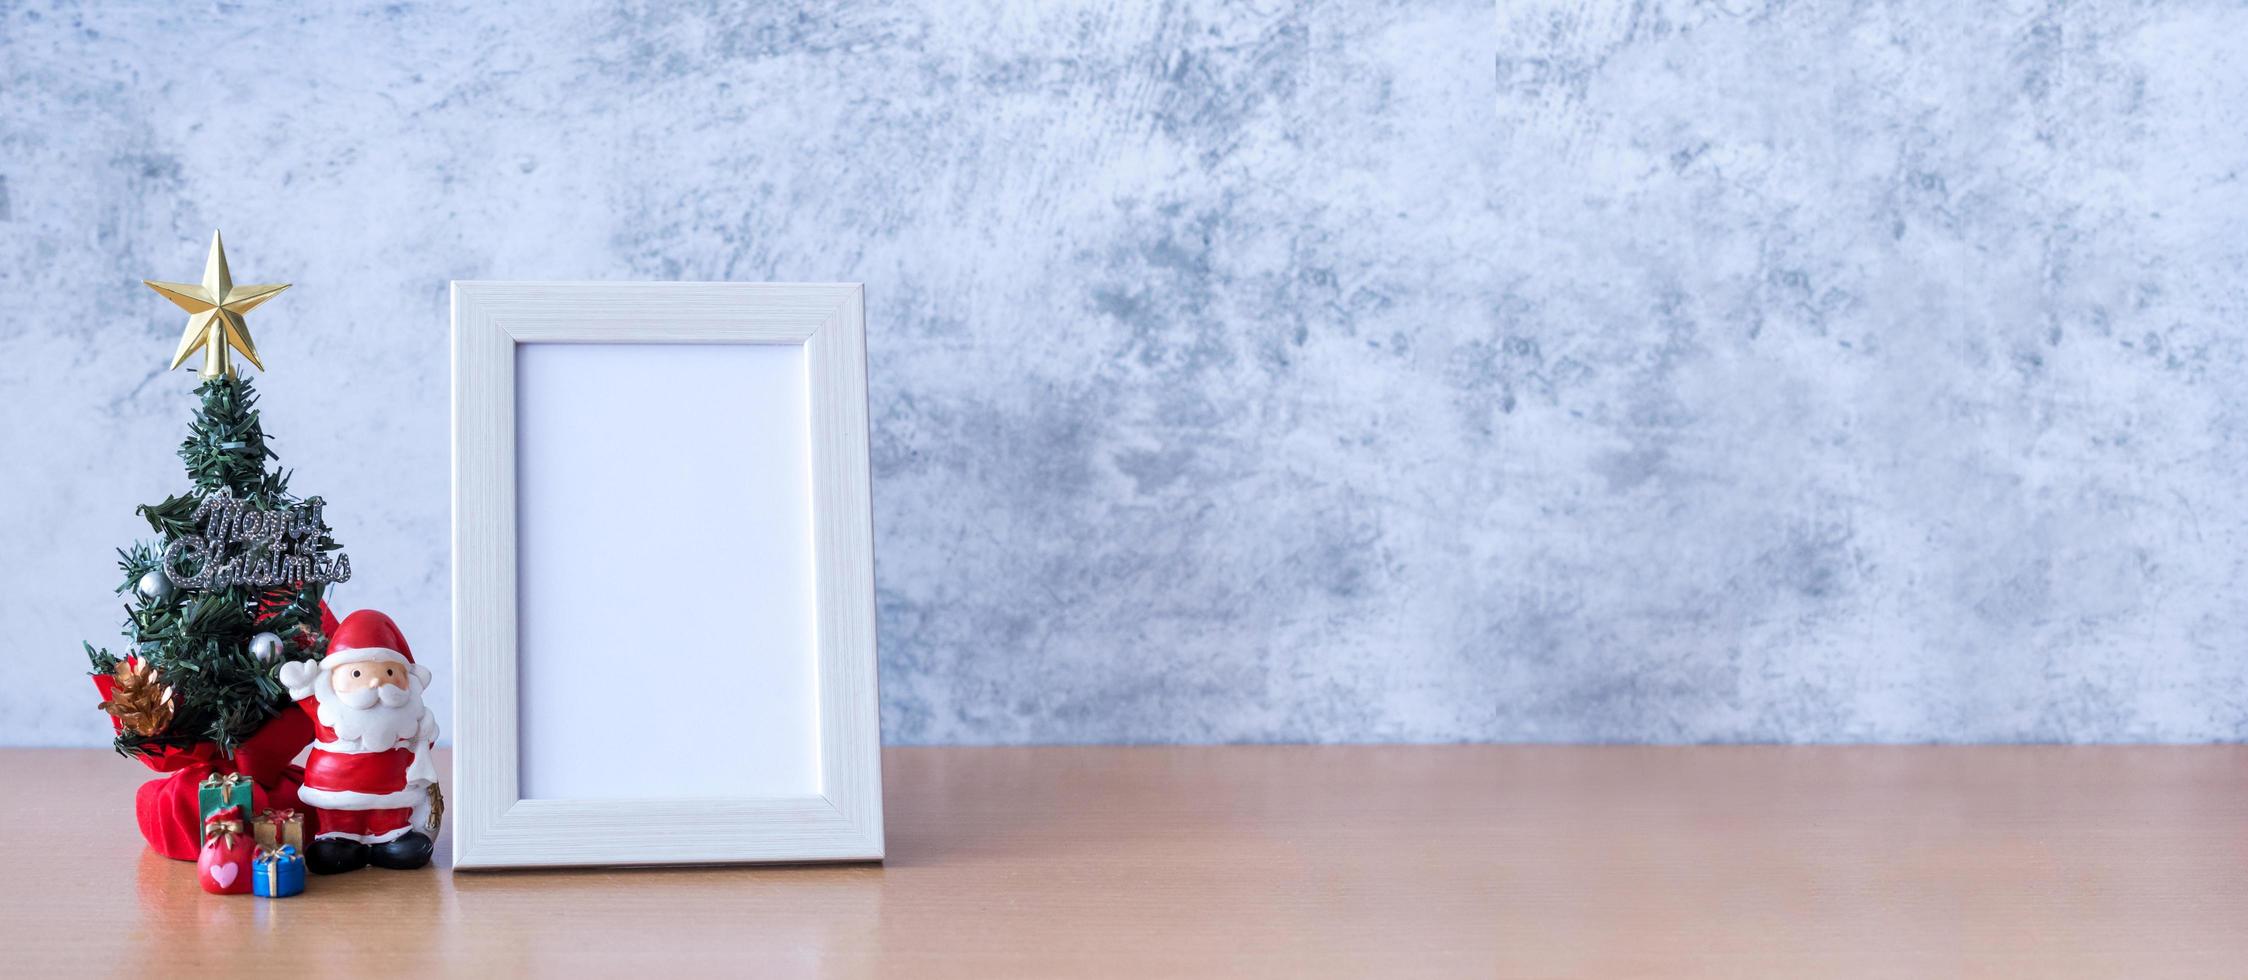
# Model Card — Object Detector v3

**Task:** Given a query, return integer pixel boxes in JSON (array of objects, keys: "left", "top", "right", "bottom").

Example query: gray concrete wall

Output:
[{"left": 6, "top": 1, "right": 2244, "bottom": 744}]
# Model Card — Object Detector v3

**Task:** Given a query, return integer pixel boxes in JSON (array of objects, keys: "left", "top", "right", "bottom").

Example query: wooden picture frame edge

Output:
[{"left": 449, "top": 280, "right": 883, "bottom": 869}]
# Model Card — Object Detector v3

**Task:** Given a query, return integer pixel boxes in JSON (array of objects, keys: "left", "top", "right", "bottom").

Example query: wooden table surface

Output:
[{"left": 5, "top": 746, "right": 2246, "bottom": 977}]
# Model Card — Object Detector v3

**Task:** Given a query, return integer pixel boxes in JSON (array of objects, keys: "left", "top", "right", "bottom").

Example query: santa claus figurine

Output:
[{"left": 277, "top": 609, "right": 439, "bottom": 874}]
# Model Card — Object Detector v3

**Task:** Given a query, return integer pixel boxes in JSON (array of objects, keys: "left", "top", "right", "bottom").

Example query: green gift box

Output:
[{"left": 197, "top": 773, "right": 255, "bottom": 828}]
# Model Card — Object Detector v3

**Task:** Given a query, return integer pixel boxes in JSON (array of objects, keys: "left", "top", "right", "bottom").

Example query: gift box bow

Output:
[
  {"left": 200, "top": 772, "right": 251, "bottom": 792},
  {"left": 203, "top": 806, "right": 247, "bottom": 848},
  {"left": 256, "top": 844, "right": 301, "bottom": 867}
]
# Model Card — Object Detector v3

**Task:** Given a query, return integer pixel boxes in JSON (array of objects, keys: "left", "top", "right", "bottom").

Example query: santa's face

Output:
[
  {"left": 332, "top": 660, "right": 409, "bottom": 695},
  {"left": 315, "top": 657, "right": 429, "bottom": 749}
]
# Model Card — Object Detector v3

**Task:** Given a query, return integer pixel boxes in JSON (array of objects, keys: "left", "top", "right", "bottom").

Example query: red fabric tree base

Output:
[
  {"left": 94, "top": 603, "right": 335, "bottom": 860},
  {"left": 92, "top": 677, "right": 321, "bottom": 860}
]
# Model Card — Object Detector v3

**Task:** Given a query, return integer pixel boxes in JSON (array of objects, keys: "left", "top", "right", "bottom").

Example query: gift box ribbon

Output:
[
  {"left": 256, "top": 844, "right": 300, "bottom": 866},
  {"left": 203, "top": 808, "right": 246, "bottom": 849},
  {"left": 202, "top": 772, "right": 250, "bottom": 792}
]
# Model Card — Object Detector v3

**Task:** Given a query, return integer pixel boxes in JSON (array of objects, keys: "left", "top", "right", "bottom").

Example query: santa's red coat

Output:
[{"left": 290, "top": 694, "right": 429, "bottom": 844}]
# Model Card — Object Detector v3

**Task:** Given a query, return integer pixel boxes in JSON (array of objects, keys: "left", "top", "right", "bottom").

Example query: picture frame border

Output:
[{"left": 449, "top": 280, "right": 882, "bottom": 869}]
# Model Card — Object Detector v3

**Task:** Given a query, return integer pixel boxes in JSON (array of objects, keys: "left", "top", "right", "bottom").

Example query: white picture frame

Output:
[{"left": 449, "top": 281, "right": 882, "bottom": 869}]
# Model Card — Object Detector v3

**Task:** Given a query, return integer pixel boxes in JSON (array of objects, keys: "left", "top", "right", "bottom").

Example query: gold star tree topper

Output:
[{"left": 144, "top": 231, "right": 291, "bottom": 378}]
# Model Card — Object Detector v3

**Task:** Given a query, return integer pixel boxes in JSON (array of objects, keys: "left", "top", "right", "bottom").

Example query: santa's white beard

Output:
[{"left": 315, "top": 667, "right": 425, "bottom": 749}]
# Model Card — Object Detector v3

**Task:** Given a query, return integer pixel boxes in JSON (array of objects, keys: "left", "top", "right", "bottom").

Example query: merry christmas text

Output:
[{"left": 162, "top": 490, "right": 353, "bottom": 589}]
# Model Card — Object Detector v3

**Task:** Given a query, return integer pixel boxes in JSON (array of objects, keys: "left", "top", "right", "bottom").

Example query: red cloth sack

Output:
[
  {"left": 93, "top": 604, "right": 334, "bottom": 860},
  {"left": 124, "top": 713, "right": 316, "bottom": 860},
  {"left": 197, "top": 806, "right": 254, "bottom": 895}
]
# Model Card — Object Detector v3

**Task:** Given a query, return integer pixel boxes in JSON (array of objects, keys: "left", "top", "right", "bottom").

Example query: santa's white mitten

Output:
[{"left": 276, "top": 659, "right": 319, "bottom": 700}]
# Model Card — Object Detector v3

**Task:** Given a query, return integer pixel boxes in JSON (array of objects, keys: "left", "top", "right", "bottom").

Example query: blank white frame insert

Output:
[{"left": 513, "top": 343, "right": 820, "bottom": 801}]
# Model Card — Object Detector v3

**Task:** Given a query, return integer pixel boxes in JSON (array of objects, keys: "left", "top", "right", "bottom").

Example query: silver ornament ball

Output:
[
  {"left": 136, "top": 569, "right": 174, "bottom": 604},
  {"left": 248, "top": 632, "right": 286, "bottom": 665}
]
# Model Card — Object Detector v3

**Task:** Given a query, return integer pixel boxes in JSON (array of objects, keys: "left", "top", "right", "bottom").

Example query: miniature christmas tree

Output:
[{"left": 86, "top": 231, "right": 350, "bottom": 758}]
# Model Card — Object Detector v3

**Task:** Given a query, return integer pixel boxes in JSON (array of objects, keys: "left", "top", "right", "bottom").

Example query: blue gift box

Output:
[{"left": 253, "top": 845, "right": 305, "bottom": 898}]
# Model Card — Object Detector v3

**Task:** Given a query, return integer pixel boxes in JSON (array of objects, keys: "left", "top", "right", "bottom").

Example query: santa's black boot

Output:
[
  {"left": 308, "top": 837, "right": 370, "bottom": 875},
  {"left": 370, "top": 830, "right": 434, "bottom": 870}
]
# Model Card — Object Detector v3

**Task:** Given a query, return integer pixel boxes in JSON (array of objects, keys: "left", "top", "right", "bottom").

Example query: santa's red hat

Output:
[{"left": 320, "top": 609, "right": 414, "bottom": 671}]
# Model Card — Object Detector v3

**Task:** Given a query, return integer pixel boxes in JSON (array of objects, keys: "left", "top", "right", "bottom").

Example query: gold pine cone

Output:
[{"left": 97, "top": 659, "right": 175, "bottom": 737}]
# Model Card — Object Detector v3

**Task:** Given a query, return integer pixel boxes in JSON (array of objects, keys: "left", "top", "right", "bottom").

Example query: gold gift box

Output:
[{"left": 253, "top": 808, "right": 304, "bottom": 851}]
